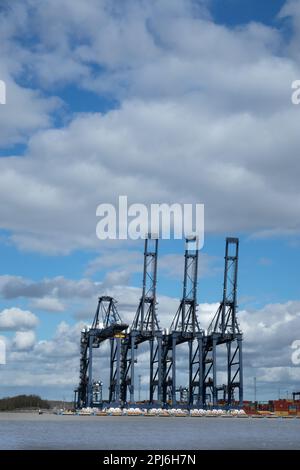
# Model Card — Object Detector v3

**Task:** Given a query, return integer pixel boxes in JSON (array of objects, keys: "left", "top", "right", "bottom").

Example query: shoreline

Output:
[{"left": 0, "top": 410, "right": 299, "bottom": 419}]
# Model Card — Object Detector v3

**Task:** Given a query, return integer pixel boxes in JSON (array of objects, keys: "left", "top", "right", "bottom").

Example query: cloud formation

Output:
[
  {"left": 0, "top": 0, "right": 299, "bottom": 401},
  {"left": 0, "top": 307, "right": 38, "bottom": 331},
  {"left": 13, "top": 331, "right": 36, "bottom": 351},
  {"left": 1, "top": 299, "right": 299, "bottom": 400},
  {"left": 0, "top": 275, "right": 101, "bottom": 300},
  {"left": 0, "top": 1, "right": 299, "bottom": 253}
]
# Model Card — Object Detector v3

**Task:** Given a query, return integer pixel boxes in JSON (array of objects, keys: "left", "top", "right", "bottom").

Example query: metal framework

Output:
[
  {"left": 120, "top": 236, "right": 162, "bottom": 405},
  {"left": 159, "top": 237, "right": 202, "bottom": 407},
  {"left": 74, "top": 296, "right": 128, "bottom": 408},
  {"left": 203, "top": 238, "right": 243, "bottom": 407},
  {"left": 75, "top": 237, "right": 243, "bottom": 410}
]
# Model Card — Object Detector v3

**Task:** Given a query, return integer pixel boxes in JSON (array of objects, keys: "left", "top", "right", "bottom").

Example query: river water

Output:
[{"left": 0, "top": 413, "right": 299, "bottom": 450}]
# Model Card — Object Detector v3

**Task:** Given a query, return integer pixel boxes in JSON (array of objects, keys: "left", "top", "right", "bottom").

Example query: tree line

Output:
[{"left": 0, "top": 394, "right": 50, "bottom": 411}]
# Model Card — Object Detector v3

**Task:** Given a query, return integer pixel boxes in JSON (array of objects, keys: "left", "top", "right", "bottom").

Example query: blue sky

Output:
[
  {"left": 1, "top": 233, "right": 299, "bottom": 312},
  {"left": 211, "top": 0, "right": 286, "bottom": 26},
  {"left": 0, "top": 0, "right": 300, "bottom": 402}
]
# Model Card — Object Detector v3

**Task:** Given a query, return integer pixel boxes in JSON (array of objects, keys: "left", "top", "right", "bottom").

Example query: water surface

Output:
[{"left": 0, "top": 413, "right": 299, "bottom": 450}]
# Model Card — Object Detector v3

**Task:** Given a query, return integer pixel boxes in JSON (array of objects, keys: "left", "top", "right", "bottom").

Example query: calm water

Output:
[{"left": 0, "top": 413, "right": 299, "bottom": 450}]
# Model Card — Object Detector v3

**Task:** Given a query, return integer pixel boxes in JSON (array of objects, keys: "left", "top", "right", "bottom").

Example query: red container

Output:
[{"left": 273, "top": 400, "right": 289, "bottom": 412}]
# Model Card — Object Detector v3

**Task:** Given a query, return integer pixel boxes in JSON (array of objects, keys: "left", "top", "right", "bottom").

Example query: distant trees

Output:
[{"left": 0, "top": 394, "right": 50, "bottom": 411}]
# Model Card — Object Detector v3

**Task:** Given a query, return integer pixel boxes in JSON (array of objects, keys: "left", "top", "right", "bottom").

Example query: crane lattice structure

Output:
[
  {"left": 75, "top": 237, "right": 243, "bottom": 410},
  {"left": 202, "top": 237, "right": 243, "bottom": 407},
  {"left": 74, "top": 296, "right": 128, "bottom": 408},
  {"left": 158, "top": 237, "right": 203, "bottom": 407},
  {"left": 120, "top": 236, "right": 162, "bottom": 405}
]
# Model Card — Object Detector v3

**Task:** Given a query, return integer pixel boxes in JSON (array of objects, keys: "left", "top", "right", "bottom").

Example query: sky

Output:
[{"left": 0, "top": 0, "right": 300, "bottom": 403}]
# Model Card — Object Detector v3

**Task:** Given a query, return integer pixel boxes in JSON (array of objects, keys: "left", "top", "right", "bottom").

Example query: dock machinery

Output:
[
  {"left": 158, "top": 236, "right": 204, "bottom": 407},
  {"left": 74, "top": 236, "right": 243, "bottom": 410},
  {"left": 75, "top": 296, "right": 128, "bottom": 408},
  {"left": 120, "top": 236, "right": 163, "bottom": 405},
  {"left": 195, "top": 237, "right": 243, "bottom": 408}
]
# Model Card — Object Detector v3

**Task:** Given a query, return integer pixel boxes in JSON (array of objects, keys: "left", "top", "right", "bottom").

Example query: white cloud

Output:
[
  {"left": 34, "top": 321, "right": 82, "bottom": 359},
  {"left": 0, "top": 72, "right": 59, "bottom": 147},
  {"left": 85, "top": 248, "right": 220, "bottom": 286},
  {"left": 0, "top": 3, "right": 60, "bottom": 148},
  {"left": 0, "top": 307, "right": 38, "bottom": 331},
  {"left": 239, "top": 301, "right": 300, "bottom": 371},
  {"left": 279, "top": 0, "right": 300, "bottom": 61},
  {"left": 1, "top": 97, "right": 300, "bottom": 255},
  {"left": 13, "top": 331, "right": 36, "bottom": 351},
  {"left": 85, "top": 250, "right": 141, "bottom": 277},
  {"left": 0, "top": 335, "right": 7, "bottom": 365},
  {"left": 2, "top": 321, "right": 84, "bottom": 390},
  {"left": 159, "top": 252, "right": 220, "bottom": 280},
  {"left": 0, "top": 1, "right": 298, "bottom": 253},
  {"left": 0, "top": 1, "right": 299, "bottom": 400},
  {"left": 0, "top": 275, "right": 101, "bottom": 299},
  {"left": 30, "top": 297, "right": 65, "bottom": 312},
  {"left": 0, "top": 298, "right": 299, "bottom": 399}
]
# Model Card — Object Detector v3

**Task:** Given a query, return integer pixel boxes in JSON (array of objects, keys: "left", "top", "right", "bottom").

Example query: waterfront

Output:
[{"left": 0, "top": 413, "right": 299, "bottom": 450}]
